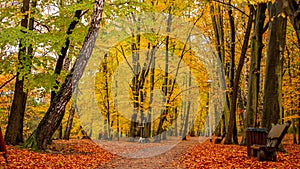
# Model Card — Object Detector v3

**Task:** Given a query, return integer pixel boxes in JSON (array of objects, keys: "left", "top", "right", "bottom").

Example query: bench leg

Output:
[
  {"left": 257, "top": 150, "right": 265, "bottom": 161},
  {"left": 266, "top": 151, "right": 277, "bottom": 162},
  {"left": 257, "top": 150, "right": 277, "bottom": 161},
  {"left": 251, "top": 149, "right": 258, "bottom": 157}
]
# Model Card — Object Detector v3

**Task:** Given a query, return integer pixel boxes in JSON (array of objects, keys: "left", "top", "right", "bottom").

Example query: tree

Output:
[
  {"left": 240, "top": 3, "right": 267, "bottom": 145},
  {"left": 262, "top": 0, "right": 287, "bottom": 130},
  {"left": 246, "top": 3, "right": 267, "bottom": 129},
  {"left": 210, "top": 2, "right": 227, "bottom": 138},
  {"left": 283, "top": 0, "right": 300, "bottom": 46},
  {"left": 182, "top": 70, "right": 192, "bottom": 140},
  {"left": 5, "top": 0, "right": 36, "bottom": 145},
  {"left": 51, "top": 9, "right": 85, "bottom": 139},
  {"left": 63, "top": 105, "right": 76, "bottom": 140},
  {"left": 225, "top": 4, "right": 254, "bottom": 144},
  {"left": 23, "top": 0, "right": 105, "bottom": 150}
]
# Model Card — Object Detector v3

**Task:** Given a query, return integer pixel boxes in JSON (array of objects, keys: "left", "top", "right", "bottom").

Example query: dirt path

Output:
[{"left": 98, "top": 137, "right": 204, "bottom": 169}]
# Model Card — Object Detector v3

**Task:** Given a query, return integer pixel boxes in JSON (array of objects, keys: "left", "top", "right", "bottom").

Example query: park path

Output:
[{"left": 98, "top": 137, "right": 204, "bottom": 169}]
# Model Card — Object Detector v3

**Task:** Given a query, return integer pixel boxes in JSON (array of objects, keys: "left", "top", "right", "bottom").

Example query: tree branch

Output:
[
  {"left": 0, "top": 75, "right": 16, "bottom": 90},
  {"left": 212, "top": 0, "right": 249, "bottom": 17}
]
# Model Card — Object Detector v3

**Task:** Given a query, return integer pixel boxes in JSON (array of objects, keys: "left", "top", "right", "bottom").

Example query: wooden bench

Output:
[{"left": 250, "top": 121, "right": 291, "bottom": 161}]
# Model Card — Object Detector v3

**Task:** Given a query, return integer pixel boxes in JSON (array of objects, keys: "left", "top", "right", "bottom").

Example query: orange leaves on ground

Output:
[
  {"left": 180, "top": 135, "right": 300, "bottom": 169},
  {"left": 0, "top": 139, "right": 114, "bottom": 169},
  {"left": 0, "top": 136, "right": 299, "bottom": 168}
]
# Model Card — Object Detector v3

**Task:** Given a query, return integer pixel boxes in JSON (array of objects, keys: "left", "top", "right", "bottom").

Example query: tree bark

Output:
[
  {"left": 51, "top": 9, "right": 83, "bottom": 140},
  {"left": 51, "top": 9, "right": 83, "bottom": 101},
  {"left": 225, "top": 5, "right": 254, "bottom": 144},
  {"left": 5, "top": 0, "right": 36, "bottom": 145},
  {"left": 262, "top": 1, "right": 287, "bottom": 130},
  {"left": 182, "top": 71, "right": 192, "bottom": 140},
  {"left": 106, "top": 54, "right": 112, "bottom": 140},
  {"left": 23, "top": 0, "right": 105, "bottom": 150},
  {"left": 210, "top": 2, "right": 229, "bottom": 136},
  {"left": 224, "top": 3, "right": 236, "bottom": 145},
  {"left": 240, "top": 3, "right": 267, "bottom": 146},
  {"left": 210, "top": 2, "right": 225, "bottom": 63},
  {"left": 155, "top": 12, "right": 172, "bottom": 142},
  {"left": 63, "top": 106, "right": 75, "bottom": 140},
  {"left": 144, "top": 44, "right": 156, "bottom": 141},
  {"left": 246, "top": 3, "right": 267, "bottom": 128},
  {"left": 128, "top": 15, "right": 141, "bottom": 140},
  {"left": 284, "top": 0, "right": 300, "bottom": 46}
]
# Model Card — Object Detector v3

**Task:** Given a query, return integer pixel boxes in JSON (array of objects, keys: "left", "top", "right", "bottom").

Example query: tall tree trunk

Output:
[
  {"left": 292, "top": 119, "right": 297, "bottom": 144},
  {"left": 210, "top": 2, "right": 225, "bottom": 63},
  {"left": 51, "top": 9, "right": 83, "bottom": 101},
  {"left": 210, "top": 2, "right": 229, "bottom": 136},
  {"left": 224, "top": 3, "right": 236, "bottom": 144},
  {"left": 5, "top": 0, "right": 36, "bottom": 145},
  {"left": 103, "top": 54, "right": 111, "bottom": 140},
  {"left": 144, "top": 44, "right": 156, "bottom": 141},
  {"left": 263, "top": 1, "right": 287, "bottom": 130},
  {"left": 23, "top": 0, "right": 105, "bottom": 150},
  {"left": 63, "top": 106, "right": 75, "bottom": 140},
  {"left": 174, "top": 107, "right": 178, "bottom": 136},
  {"left": 284, "top": 0, "right": 300, "bottom": 46},
  {"left": 155, "top": 12, "right": 172, "bottom": 142},
  {"left": 239, "top": 3, "right": 267, "bottom": 146},
  {"left": 225, "top": 5, "right": 254, "bottom": 144},
  {"left": 51, "top": 9, "right": 83, "bottom": 140},
  {"left": 246, "top": 3, "right": 267, "bottom": 128},
  {"left": 182, "top": 70, "right": 192, "bottom": 140},
  {"left": 129, "top": 14, "right": 141, "bottom": 140}
]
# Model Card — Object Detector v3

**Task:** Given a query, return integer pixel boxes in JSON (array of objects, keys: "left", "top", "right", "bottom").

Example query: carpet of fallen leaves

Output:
[
  {"left": 0, "top": 135, "right": 299, "bottom": 168},
  {"left": 0, "top": 139, "right": 114, "bottom": 169},
  {"left": 180, "top": 135, "right": 300, "bottom": 169}
]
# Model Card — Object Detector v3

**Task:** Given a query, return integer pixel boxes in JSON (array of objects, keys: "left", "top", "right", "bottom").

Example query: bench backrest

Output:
[{"left": 266, "top": 121, "right": 291, "bottom": 148}]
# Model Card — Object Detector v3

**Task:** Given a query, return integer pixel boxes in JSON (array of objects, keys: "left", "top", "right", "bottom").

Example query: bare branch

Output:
[
  {"left": 0, "top": 75, "right": 16, "bottom": 90},
  {"left": 212, "top": 0, "right": 250, "bottom": 17}
]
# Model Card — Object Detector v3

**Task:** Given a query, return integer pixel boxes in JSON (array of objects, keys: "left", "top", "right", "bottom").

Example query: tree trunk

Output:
[
  {"left": 225, "top": 5, "right": 254, "bottom": 144},
  {"left": 263, "top": 1, "right": 287, "bottom": 130},
  {"left": 210, "top": 2, "right": 228, "bottom": 137},
  {"left": 23, "top": 0, "right": 105, "bottom": 150},
  {"left": 5, "top": 74, "right": 27, "bottom": 145},
  {"left": 240, "top": 3, "right": 267, "bottom": 146},
  {"left": 283, "top": 0, "right": 300, "bottom": 46},
  {"left": 154, "top": 12, "right": 172, "bottom": 142},
  {"left": 224, "top": 3, "right": 236, "bottom": 145},
  {"left": 128, "top": 14, "right": 141, "bottom": 140},
  {"left": 182, "top": 71, "right": 192, "bottom": 140},
  {"left": 51, "top": 9, "right": 83, "bottom": 140},
  {"left": 174, "top": 107, "right": 178, "bottom": 136},
  {"left": 51, "top": 9, "right": 83, "bottom": 101},
  {"left": 246, "top": 3, "right": 267, "bottom": 128},
  {"left": 5, "top": 0, "right": 36, "bottom": 145},
  {"left": 210, "top": 2, "right": 225, "bottom": 63},
  {"left": 103, "top": 54, "right": 111, "bottom": 140},
  {"left": 63, "top": 106, "right": 75, "bottom": 140}
]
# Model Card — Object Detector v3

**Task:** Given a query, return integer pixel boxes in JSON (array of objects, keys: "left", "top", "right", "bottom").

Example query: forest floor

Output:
[{"left": 0, "top": 135, "right": 299, "bottom": 168}]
